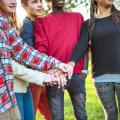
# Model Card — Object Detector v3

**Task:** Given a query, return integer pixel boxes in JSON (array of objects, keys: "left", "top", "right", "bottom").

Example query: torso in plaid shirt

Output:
[{"left": 0, "top": 12, "right": 60, "bottom": 112}]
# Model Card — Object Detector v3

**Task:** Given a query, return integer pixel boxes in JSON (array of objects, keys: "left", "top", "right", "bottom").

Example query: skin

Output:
[
  {"left": 0, "top": 0, "right": 73, "bottom": 88},
  {"left": 51, "top": 0, "right": 65, "bottom": 14},
  {"left": 22, "top": 0, "right": 70, "bottom": 87},
  {"left": 22, "top": 0, "right": 42, "bottom": 21},
  {"left": 80, "top": 0, "right": 114, "bottom": 78},
  {"left": 69, "top": 0, "right": 114, "bottom": 80},
  {"left": 96, "top": 0, "right": 113, "bottom": 17},
  {"left": 49, "top": 0, "right": 87, "bottom": 82},
  {"left": 96, "top": 0, "right": 113, "bottom": 8},
  {"left": 0, "top": 0, "right": 17, "bottom": 16}
]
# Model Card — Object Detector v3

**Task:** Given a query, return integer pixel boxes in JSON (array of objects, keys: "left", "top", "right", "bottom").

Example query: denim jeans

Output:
[
  {"left": 15, "top": 89, "right": 34, "bottom": 120},
  {"left": 46, "top": 74, "right": 87, "bottom": 120}
]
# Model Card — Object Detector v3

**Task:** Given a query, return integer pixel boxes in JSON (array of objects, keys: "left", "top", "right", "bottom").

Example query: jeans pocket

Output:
[{"left": 46, "top": 86, "right": 62, "bottom": 97}]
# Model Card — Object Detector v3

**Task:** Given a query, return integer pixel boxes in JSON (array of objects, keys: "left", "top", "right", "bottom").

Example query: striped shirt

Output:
[{"left": 0, "top": 12, "right": 60, "bottom": 112}]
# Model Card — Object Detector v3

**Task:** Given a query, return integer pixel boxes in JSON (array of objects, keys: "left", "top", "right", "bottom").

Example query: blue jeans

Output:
[
  {"left": 46, "top": 74, "right": 87, "bottom": 120},
  {"left": 15, "top": 89, "right": 34, "bottom": 120}
]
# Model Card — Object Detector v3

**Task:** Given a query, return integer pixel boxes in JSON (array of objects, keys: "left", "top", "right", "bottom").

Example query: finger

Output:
[
  {"left": 59, "top": 74, "right": 64, "bottom": 88},
  {"left": 48, "top": 69, "right": 58, "bottom": 74},
  {"left": 64, "top": 76, "right": 67, "bottom": 86},
  {"left": 61, "top": 74, "right": 67, "bottom": 88},
  {"left": 68, "top": 65, "right": 73, "bottom": 79},
  {"left": 59, "top": 74, "right": 66, "bottom": 91},
  {"left": 54, "top": 75, "right": 61, "bottom": 88},
  {"left": 51, "top": 74, "right": 56, "bottom": 82},
  {"left": 66, "top": 67, "right": 72, "bottom": 79},
  {"left": 58, "top": 63, "right": 67, "bottom": 73},
  {"left": 61, "top": 74, "right": 67, "bottom": 86},
  {"left": 55, "top": 70, "right": 62, "bottom": 77}
]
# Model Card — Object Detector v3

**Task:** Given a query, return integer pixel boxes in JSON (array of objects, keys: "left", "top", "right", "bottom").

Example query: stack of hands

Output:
[{"left": 43, "top": 62, "right": 74, "bottom": 90}]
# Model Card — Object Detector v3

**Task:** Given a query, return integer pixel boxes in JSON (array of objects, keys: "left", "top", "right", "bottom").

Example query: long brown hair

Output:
[
  {"left": 11, "top": 13, "right": 19, "bottom": 29},
  {"left": 89, "top": 0, "right": 120, "bottom": 42}
]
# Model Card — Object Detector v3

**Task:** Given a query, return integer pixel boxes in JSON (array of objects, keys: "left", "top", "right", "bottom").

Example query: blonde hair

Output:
[
  {"left": 21, "top": 0, "right": 50, "bottom": 5},
  {"left": 89, "top": 0, "right": 120, "bottom": 43},
  {"left": 21, "top": 0, "right": 28, "bottom": 5}
]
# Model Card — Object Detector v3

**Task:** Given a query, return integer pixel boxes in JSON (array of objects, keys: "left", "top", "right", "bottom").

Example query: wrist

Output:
[
  {"left": 43, "top": 74, "right": 51, "bottom": 84},
  {"left": 68, "top": 61, "right": 75, "bottom": 67}
]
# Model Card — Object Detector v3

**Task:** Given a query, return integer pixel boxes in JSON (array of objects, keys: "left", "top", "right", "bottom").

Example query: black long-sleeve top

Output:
[{"left": 71, "top": 15, "right": 120, "bottom": 77}]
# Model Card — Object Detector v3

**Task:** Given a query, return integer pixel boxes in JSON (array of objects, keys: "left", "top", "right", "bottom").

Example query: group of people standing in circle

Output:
[{"left": 0, "top": 0, "right": 120, "bottom": 120}]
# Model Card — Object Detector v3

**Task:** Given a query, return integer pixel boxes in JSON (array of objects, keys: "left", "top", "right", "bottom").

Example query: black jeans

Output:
[{"left": 46, "top": 74, "right": 87, "bottom": 120}]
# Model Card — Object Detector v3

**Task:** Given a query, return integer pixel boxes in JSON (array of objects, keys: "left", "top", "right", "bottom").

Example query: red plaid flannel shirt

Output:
[{"left": 0, "top": 12, "right": 60, "bottom": 112}]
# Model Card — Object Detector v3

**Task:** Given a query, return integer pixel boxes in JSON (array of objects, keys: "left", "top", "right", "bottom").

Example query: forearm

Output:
[
  {"left": 12, "top": 60, "right": 48, "bottom": 85},
  {"left": 70, "top": 41, "right": 88, "bottom": 65},
  {"left": 9, "top": 29, "right": 60, "bottom": 70},
  {"left": 70, "top": 22, "right": 89, "bottom": 65}
]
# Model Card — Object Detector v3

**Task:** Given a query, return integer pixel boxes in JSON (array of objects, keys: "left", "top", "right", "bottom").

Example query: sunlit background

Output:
[
  {"left": 16, "top": 0, "right": 120, "bottom": 24},
  {"left": 16, "top": 0, "right": 26, "bottom": 24},
  {"left": 16, "top": 0, "right": 89, "bottom": 24}
]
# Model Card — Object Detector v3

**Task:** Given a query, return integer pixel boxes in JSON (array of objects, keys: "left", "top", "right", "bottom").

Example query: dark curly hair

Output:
[{"left": 89, "top": 0, "right": 120, "bottom": 41}]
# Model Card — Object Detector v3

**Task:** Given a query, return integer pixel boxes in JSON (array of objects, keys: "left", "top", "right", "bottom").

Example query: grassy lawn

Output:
[
  {"left": 85, "top": 75, "right": 104, "bottom": 120},
  {"left": 36, "top": 74, "right": 104, "bottom": 120}
]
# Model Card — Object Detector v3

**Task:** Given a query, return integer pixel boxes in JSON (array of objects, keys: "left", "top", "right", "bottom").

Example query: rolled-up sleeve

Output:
[{"left": 8, "top": 27, "right": 60, "bottom": 70}]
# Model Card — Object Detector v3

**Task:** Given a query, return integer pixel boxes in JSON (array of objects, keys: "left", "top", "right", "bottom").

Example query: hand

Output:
[
  {"left": 43, "top": 74, "right": 57, "bottom": 84},
  {"left": 68, "top": 61, "right": 75, "bottom": 68},
  {"left": 43, "top": 73, "right": 67, "bottom": 90},
  {"left": 57, "top": 73, "right": 67, "bottom": 90},
  {"left": 58, "top": 63, "right": 74, "bottom": 79},
  {"left": 47, "top": 69, "right": 59, "bottom": 74},
  {"left": 50, "top": 73, "right": 67, "bottom": 90}
]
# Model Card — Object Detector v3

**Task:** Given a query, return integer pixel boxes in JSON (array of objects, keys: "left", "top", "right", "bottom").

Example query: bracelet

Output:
[{"left": 81, "top": 70, "right": 88, "bottom": 75}]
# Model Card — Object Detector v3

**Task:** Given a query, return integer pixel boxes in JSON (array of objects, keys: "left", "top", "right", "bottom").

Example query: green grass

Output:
[
  {"left": 85, "top": 75, "right": 104, "bottom": 120},
  {"left": 36, "top": 74, "right": 104, "bottom": 120}
]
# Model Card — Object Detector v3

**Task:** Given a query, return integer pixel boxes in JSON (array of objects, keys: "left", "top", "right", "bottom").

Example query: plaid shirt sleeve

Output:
[
  {"left": 0, "top": 28, "right": 17, "bottom": 112},
  {"left": 8, "top": 26, "right": 60, "bottom": 71},
  {"left": 0, "top": 29, "right": 8, "bottom": 79}
]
